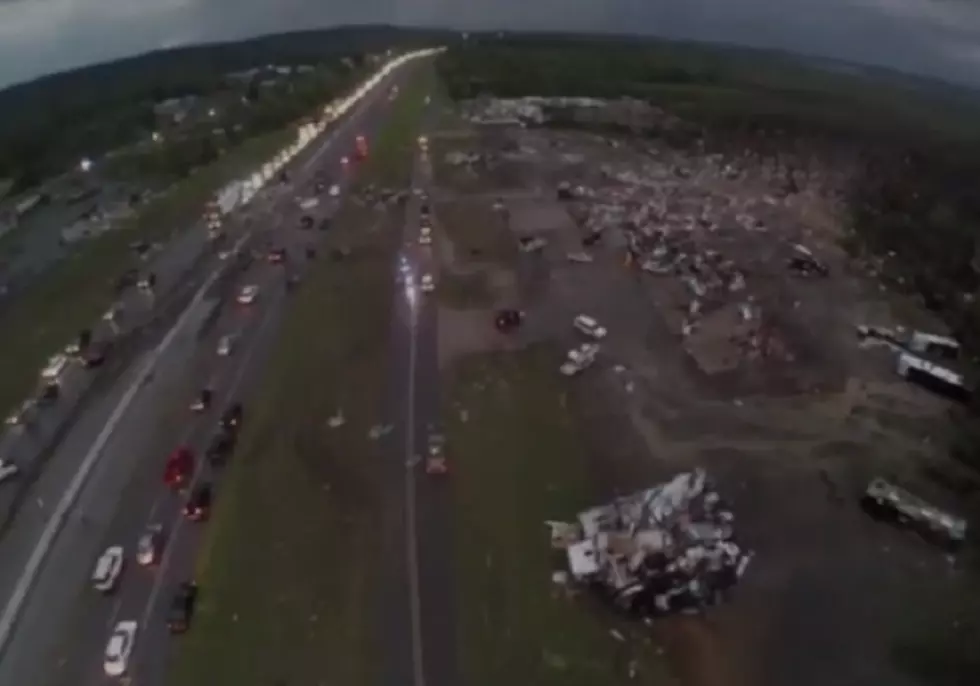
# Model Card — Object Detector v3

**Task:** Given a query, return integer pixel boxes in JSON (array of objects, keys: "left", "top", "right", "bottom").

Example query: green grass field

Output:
[
  {"left": 0, "top": 127, "right": 293, "bottom": 421},
  {"left": 445, "top": 346, "right": 674, "bottom": 686},
  {"left": 167, "top": 63, "right": 432, "bottom": 686}
]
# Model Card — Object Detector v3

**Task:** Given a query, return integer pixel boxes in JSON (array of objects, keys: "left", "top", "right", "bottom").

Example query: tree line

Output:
[{"left": 0, "top": 25, "right": 450, "bottom": 191}]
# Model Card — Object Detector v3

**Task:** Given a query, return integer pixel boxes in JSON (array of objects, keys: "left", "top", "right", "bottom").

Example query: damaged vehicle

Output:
[
  {"left": 573, "top": 315, "right": 607, "bottom": 340},
  {"left": 861, "top": 477, "right": 967, "bottom": 550},
  {"left": 561, "top": 343, "right": 600, "bottom": 376}
]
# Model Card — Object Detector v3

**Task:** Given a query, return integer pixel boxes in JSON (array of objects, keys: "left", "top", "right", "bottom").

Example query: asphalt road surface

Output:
[
  {"left": 378, "top": 95, "right": 459, "bottom": 686},
  {"left": 0, "top": 57, "right": 421, "bottom": 686}
]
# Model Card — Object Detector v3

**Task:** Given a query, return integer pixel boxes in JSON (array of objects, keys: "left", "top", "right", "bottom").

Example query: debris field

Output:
[{"left": 428, "top": 96, "right": 975, "bottom": 686}]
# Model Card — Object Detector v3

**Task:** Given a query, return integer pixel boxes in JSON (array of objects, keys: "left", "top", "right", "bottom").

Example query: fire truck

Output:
[{"left": 354, "top": 134, "right": 368, "bottom": 160}]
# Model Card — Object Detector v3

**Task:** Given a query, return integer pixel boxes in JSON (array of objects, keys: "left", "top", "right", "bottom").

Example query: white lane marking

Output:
[
  {"left": 405, "top": 272, "right": 425, "bottom": 686},
  {"left": 135, "top": 297, "right": 277, "bottom": 636},
  {"left": 0, "top": 231, "right": 251, "bottom": 656},
  {"left": 405, "top": 149, "right": 426, "bottom": 686}
]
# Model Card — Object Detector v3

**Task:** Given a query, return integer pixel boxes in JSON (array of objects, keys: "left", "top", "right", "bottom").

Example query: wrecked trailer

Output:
[
  {"left": 549, "top": 469, "right": 752, "bottom": 618},
  {"left": 861, "top": 477, "right": 967, "bottom": 550}
]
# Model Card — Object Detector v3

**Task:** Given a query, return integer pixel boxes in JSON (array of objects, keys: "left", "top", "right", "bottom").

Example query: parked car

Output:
[
  {"left": 220, "top": 403, "right": 243, "bottom": 431},
  {"left": 206, "top": 429, "right": 236, "bottom": 466},
  {"left": 91, "top": 545, "right": 125, "bottom": 592},
  {"left": 136, "top": 524, "right": 164, "bottom": 566},
  {"left": 167, "top": 582, "right": 199, "bottom": 634},
  {"left": 183, "top": 484, "right": 212, "bottom": 521},
  {"left": 190, "top": 389, "right": 212, "bottom": 412},
  {"left": 103, "top": 620, "right": 138, "bottom": 676},
  {"left": 217, "top": 334, "right": 237, "bottom": 357}
]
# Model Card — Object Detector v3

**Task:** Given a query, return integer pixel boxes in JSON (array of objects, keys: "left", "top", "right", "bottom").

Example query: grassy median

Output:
[
  {"left": 168, "top": 63, "right": 432, "bottom": 686},
  {"left": 445, "top": 346, "right": 673, "bottom": 686},
  {"left": 0, "top": 127, "right": 292, "bottom": 420}
]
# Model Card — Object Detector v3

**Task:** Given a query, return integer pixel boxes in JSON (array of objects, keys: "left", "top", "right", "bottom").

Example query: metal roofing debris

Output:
[{"left": 549, "top": 469, "right": 752, "bottom": 618}]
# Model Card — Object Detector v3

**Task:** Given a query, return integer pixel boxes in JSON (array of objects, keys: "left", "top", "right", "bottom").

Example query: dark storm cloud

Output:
[{"left": 2, "top": 0, "right": 980, "bottom": 89}]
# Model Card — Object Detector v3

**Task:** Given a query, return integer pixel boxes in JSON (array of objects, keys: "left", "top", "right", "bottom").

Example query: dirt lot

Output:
[{"left": 432, "top": 110, "right": 977, "bottom": 686}]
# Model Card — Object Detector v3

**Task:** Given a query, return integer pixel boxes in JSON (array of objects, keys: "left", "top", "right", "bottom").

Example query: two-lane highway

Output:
[
  {"left": 378, "top": 90, "right": 459, "bottom": 686},
  {"left": 0, "top": 56, "right": 425, "bottom": 686}
]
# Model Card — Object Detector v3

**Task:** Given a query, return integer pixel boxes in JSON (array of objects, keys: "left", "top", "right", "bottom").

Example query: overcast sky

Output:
[{"left": 2, "top": 0, "right": 980, "bottom": 90}]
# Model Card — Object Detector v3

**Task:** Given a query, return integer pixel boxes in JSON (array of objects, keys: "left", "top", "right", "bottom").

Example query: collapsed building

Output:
[{"left": 549, "top": 469, "right": 752, "bottom": 618}]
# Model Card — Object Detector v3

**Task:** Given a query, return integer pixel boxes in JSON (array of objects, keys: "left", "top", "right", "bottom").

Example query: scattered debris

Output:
[
  {"left": 566, "top": 251, "right": 594, "bottom": 263},
  {"left": 518, "top": 236, "right": 547, "bottom": 253},
  {"left": 550, "top": 469, "right": 752, "bottom": 618}
]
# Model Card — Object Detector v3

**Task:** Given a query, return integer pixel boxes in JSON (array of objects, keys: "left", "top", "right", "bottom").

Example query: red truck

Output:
[{"left": 164, "top": 447, "right": 194, "bottom": 489}]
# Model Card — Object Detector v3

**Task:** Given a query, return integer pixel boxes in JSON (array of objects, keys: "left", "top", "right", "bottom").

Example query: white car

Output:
[
  {"left": 237, "top": 285, "right": 259, "bottom": 305},
  {"left": 573, "top": 315, "right": 607, "bottom": 340},
  {"left": 103, "top": 620, "right": 138, "bottom": 677},
  {"left": 419, "top": 227, "right": 432, "bottom": 245},
  {"left": 217, "top": 335, "right": 236, "bottom": 357},
  {"left": 421, "top": 274, "right": 435, "bottom": 293},
  {"left": 92, "top": 545, "right": 125, "bottom": 592},
  {"left": 136, "top": 525, "right": 163, "bottom": 566},
  {"left": 40, "top": 354, "right": 69, "bottom": 381},
  {"left": 328, "top": 184, "right": 340, "bottom": 197},
  {"left": 340, "top": 156, "right": 349, "bottom": 166},
  {"left": 0, "top": 460, "right": 19, "bottom": 484}
]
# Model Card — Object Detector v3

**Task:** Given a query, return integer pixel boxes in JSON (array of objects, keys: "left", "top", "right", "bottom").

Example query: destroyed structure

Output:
[{"left": 549, "top": 469, "right": 752, "bottom": 618}]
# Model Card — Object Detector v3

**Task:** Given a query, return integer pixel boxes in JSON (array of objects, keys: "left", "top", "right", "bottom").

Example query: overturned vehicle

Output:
[{"left": 549, "top": 469, "right": 752, "bottom": 618}]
